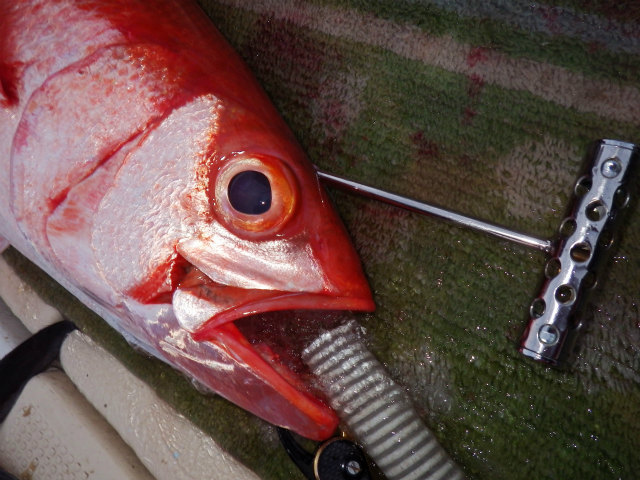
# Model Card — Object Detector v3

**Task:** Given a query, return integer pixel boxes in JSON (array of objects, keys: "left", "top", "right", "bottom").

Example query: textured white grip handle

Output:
[{"left": 303, "top": 322, "right": 464, "bottom": 480}]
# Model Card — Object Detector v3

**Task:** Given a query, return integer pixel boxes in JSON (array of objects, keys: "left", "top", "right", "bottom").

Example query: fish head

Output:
[
  {"left": 169, "top": 100, "right": 376, "bottom": 440},
  {"left": 171, "top": 105, "right": 374, "bottom": 336},
  {"left": 83, "top": 94, "right": 374, "bottom": 440}
]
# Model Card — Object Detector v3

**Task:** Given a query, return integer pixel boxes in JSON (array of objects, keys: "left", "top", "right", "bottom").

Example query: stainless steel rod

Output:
[{"left": 318, "top": 170, "right": 554, "bottom": 253}]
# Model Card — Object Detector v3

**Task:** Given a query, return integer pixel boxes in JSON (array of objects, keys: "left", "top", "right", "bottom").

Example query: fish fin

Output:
[{"left": 0, "top": 320, "right": 76, "bottom": 423}]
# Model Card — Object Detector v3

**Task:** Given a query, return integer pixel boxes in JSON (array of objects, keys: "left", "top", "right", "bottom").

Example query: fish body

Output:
[{"left": 0, "top": 0, "right": 374, "bottom": 440}]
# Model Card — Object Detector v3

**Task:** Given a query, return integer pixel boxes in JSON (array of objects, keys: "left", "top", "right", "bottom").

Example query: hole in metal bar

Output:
[
  {"left": 613, "top": 187, "right": 630, "bottom": 209},
  {"left": 598, "top": 229, "right": 614, "bottom": 249},
  {"left": 530, "top": 298, "right": 546, "bottom": 318},
  {"left": 538, "top": 324, "right": 559, "bottom": 345},
  {"left": 559, "top": 217, "right": 577, "bottom": 237},
  {"left": 574, "top": 175, "right": 592, "bottom": 197},
  {"left": 544, "top": 258, "right": 561, "bottom": 279},
  {"left": 585, "top": 201, "right": 607, "bottom": 222},
  {"left": 570, "top": 242, "right": 592, "bottom": 262},
  {"left": 555, "top": 285, "right": 576, "bottom": 304}
]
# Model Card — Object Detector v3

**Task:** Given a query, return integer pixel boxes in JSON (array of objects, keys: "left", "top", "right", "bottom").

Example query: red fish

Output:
[{"left": 0, "top": 0, "right": 374, "bottom": 440}]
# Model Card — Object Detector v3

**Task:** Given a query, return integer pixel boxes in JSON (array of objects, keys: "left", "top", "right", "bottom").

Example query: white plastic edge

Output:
[{"left": 0, "top": 255, "right": 260, "bottom": 480}]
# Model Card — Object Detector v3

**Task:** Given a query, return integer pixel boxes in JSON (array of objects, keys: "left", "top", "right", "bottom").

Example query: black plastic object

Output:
[
  {"left": 278, "top": 427, "right": 371, "bottom": 480},
  {"left": 314, "top": 437, "right": 370, "bottom": 480},
  {"left": 0, "top": 320, "right": 76, "bottom": 422},
  {"left": 0, "top": 468, "right": 19, "bottom": 480}
]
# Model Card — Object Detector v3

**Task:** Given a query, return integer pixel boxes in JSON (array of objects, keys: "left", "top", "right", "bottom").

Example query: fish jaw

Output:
[
  {"left": 152, "top": 311, "right": 341, "bottom": 441},
  {"left": 165, "top": 184, "right": 375, "bottom": 440},
  {"left": 173, "top": 225, "right": 375, "bottom": 335},
  {"left": 172, "top": 276, "right": 375, "bottom": 339},
  {"left": 205, "top": 322, "right": 339, "bottom": 440},
  {"left": 152, "top": 254, "right": 371, "bottom": 441},
  {"left": 164, "top": 246, "right": 373, "bottom": 440}
]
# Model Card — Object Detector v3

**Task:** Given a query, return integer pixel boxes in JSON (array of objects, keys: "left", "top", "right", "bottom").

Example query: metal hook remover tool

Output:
[{"left": 319, "top": 139, "right": 638, "bottom": 365}]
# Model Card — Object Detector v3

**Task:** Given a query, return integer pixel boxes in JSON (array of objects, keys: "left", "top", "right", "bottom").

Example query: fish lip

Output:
[
  {"left": 196, "top": 318, "right": 343, "bottom": 440},
  {"left": 171, "top": 259, "right": 374, "bottom": 340},
  {"left": 174, "top": 286, "right": 374, "bottom": 440},
  {"left": 168, "top": 260, "right": 374, "bottom": 439},
  {"left": 189, "top": 289, "right": 375, "bottom": 342}
]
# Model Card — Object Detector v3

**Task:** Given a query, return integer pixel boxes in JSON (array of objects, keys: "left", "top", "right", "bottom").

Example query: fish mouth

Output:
[
  {"left": 169, "top": 264, "right": 375, "bottom": 440},
  {"left": 173, "top": 272, "right": 374, "bottom": 341},
  {"left": 233, "top": 308, "right": 354, "bottom": 400}
]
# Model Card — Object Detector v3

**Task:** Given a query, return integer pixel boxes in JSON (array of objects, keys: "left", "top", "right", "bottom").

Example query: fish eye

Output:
[
  {"left": 213, "top": 155, "right": 299, "bottom": 237},
  {"left": 228, "top": 170, "right": 272, "bottom": 215}
]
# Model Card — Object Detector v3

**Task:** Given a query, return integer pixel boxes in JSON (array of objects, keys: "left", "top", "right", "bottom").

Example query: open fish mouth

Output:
[
  {"left": 163, "top": 262, "right": 374, "bottom": 440},
  {"left": 240, "top": 308, "right": 351, "bottom": 382},
  {"left": 172, "top": 264, "right": 374, "bottom": 339},
  {"left": 233, "top": 309, "right": 353, "bottom": 395}
]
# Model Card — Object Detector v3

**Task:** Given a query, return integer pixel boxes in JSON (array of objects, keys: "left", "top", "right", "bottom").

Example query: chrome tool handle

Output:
[{"left": 519, "top": 139, "right": 639, "bottom": 364}]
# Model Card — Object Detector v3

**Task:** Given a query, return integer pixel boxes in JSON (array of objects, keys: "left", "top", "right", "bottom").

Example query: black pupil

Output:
[{"left": 228, "top": 170, "right": 272, "bottom": 215}]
